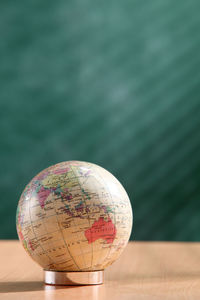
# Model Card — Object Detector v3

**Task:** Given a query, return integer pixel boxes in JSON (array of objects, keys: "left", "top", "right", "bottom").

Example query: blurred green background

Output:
[{"left": 1, "top": 0, "right": 200, "bottom": 240}]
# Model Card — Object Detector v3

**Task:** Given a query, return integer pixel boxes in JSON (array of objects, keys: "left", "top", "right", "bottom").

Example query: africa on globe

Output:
[{"left": 16, "top": 161, "right": 133, "bottom": 284}]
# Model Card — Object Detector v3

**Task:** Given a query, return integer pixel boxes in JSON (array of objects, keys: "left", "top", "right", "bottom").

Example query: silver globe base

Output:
[{"left": 44, "top": 270, "right": 104, "bottom": 286}]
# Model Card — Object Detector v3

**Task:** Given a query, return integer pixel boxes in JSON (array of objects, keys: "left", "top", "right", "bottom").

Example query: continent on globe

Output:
[
  {"left": 37, "top": 186, "right": 51, "bottom": 209},
  {"left": 85, "top": 217, "right": 116, "bottom": 244},
  {"left": 16, "top": 160, "right": 133, "bottom": 276}
]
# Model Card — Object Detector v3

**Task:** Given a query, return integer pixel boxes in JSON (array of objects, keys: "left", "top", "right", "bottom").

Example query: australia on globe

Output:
[{"left": 16, "top": 161, "right": 133, "bottom": 272}]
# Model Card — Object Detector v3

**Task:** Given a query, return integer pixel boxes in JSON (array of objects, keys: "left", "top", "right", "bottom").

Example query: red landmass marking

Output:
[
  {"left": 53, "top": 168, "right": 69, "bottom": 175},
  {"left": 85, "top": 217, "right": 116, "bottom": 244},
  {"left": 37, "top": 186, "right": 51, "bottom": 208},
  {"left": 28, "top": 240, "right": 35, "bottom": 251},
  {"left": 18, "top": 230, "right": 24, "bottom": 241}
]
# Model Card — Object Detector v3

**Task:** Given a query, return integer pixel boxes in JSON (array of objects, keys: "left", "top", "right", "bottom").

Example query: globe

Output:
[{"left": 16, "top": 161, "right": 133, "bottom": 283}]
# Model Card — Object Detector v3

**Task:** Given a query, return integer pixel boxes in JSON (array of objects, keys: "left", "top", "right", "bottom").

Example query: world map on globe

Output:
[{"left": 16, "top": 161, "right": 133, "bottom": 271}]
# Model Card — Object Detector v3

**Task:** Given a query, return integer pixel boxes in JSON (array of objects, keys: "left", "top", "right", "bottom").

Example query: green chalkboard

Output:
[{"left": 0, "top": 0, "right": 200, "bottom": 240}]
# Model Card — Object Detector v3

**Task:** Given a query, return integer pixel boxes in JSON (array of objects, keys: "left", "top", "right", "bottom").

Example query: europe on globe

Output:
[{"left": 16, "top": 161, "right": 133, "bottom": 284}]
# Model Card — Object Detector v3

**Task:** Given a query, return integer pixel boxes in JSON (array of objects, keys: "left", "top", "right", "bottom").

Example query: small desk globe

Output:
[{"left": 16, "top": 161, "right": 133, "bottom": 285}]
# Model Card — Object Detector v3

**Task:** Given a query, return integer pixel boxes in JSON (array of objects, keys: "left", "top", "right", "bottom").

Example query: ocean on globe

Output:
[{"left": 16, "top": 161, "right": 133, "bottom": 271}]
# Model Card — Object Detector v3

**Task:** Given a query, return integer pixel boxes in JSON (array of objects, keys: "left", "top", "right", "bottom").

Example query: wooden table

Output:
[{"left": 1, "top": 241, "right": 200, "bottom": 300}]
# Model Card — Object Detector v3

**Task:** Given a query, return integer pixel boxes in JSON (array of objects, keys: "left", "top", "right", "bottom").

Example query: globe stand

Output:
[{"left": 44, "top": 270, "right": 104, "bottom": 286}]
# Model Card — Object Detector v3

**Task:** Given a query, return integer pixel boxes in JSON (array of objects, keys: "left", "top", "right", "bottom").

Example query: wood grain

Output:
[{"left": 0, "top": 241, "right": 200, "bottom": 299}]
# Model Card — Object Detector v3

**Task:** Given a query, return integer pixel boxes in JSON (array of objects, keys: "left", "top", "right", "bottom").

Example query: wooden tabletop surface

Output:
[{"left": 1, "top": 241, "right": 200, "bottom": 300}]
